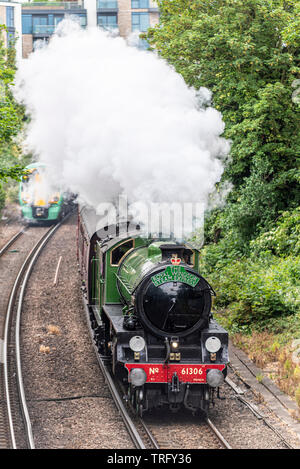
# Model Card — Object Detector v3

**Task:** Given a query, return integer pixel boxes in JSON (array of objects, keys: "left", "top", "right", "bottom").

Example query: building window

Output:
[
  {"left": 131, "top": 12, "right": 149, "bottom": 32},
  {"left": 33, "top": 16, "right": 48, "bottom": 27},
  {"left": 22, "top": 15, "right": 33, "bottom": 34},
  {"left": 22, "top": 13, "right": 86, "bottom": 36},
  {"left": 32, "top": 16, "right": 50, "bottom": 34},
  {"left": 132, "top": 0, "right": 149, "bottom": 8},
  {"left": 6, "top": 6, "right": 14, "bottom": 28},
  {"left": 54, "top": 16, "right": 64, "bottom": 27},
  {"left": 97, "top": 13, "right": 118, "bottom": 29},
  {"left": 32, "top": 15, "right": 66, "bottom": 35}
]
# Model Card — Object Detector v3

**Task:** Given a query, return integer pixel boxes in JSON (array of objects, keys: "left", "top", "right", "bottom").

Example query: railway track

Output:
[
  {"left": 0, "top": 219, "right": 67, "bottom": 449},
  {"left": 224, "top": 375, "right": 295, "bottom": 449},
  {"left": 83, "top": 299, "right": 232, "bottom": 450},
  {"left": 0, "top": 227, "right": 27, "bottom": 257}
]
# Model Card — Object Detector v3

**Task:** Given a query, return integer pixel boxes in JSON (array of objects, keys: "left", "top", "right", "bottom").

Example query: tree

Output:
[
  {"left": 0, "top": 25, "right": 24, "bottom": 183},
  {"left": 147, "top": 0, "right": 300, "bottom": 242}
]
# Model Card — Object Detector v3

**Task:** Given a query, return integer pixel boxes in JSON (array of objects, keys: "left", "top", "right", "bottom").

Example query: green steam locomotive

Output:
[{"left": 78, "top": 205, "right": 229, "bottom": 416}]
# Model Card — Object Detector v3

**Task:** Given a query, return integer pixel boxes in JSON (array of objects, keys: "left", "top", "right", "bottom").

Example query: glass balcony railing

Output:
[
  {"left": 33, "top": 24, "right": 56, "bottom": 34},
  {"left": 97, "top": 1, "right": 118, "bottom": 9},
  {"left": 22, "top": 2, "right": 84, "bottom": 10},
  {"left": 98, "top": 22, "right": 118, "bottom": 30}
]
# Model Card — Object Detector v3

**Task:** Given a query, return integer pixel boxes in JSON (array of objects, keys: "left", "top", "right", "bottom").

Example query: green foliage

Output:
[
  {"left": 0, "top": 183, "right": 5, "bottom": 213},
  {"left": 148, "top": 0, "right": 300, "bottom": 242},
  {"left": 250, "top": 207, "right": 300, "bottom": 257},
  {"left": 199, "top": 209, "right": 300, "bottom": 331},
  {"left": 0, "top": 161, "right": 24, "bottom": 182},
  {"left": 150, "top": 0, "right": 300, "bottom": 332},
  {"left": 0, "top": 25, "right": 26, "bottom": 216}
]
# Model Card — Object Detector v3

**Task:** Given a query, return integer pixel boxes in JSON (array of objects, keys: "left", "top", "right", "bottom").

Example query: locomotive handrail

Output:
[{"left": 114, "top": 272, "right": 132, "bottom": 296}]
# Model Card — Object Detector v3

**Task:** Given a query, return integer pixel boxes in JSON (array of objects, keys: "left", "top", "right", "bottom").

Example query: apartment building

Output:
[
  {"left": 22, "top": 1, "right": 86, "bottom": 57},
  {"left": 21, "top": 0, "right": 159, "bottom": 58},
  {"left": 92, "top": 0, "right": 159, "bottom": 38},
  {"left": 0, "top": 1, "right": 22, "bottom": 61}
]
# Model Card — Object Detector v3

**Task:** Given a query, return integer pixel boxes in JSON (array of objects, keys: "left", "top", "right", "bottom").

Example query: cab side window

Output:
[{"left": 111, "top": 240, "right": 134, "bottom": 265}]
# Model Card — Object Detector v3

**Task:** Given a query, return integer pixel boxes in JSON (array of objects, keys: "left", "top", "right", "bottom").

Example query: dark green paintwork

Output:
[{"left": 92, "top": 237, "right": 200, "bottom": 314}]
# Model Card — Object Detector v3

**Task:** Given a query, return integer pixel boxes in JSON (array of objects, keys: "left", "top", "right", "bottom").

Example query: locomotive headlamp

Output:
[
  {"left": 205, "top": 336, "right": 221, "bottom": 353},
  {"left": 171, "top": 337, "right": 179, "bottom": 351},
  {"left": 206, "top": 369, "right": 224, "bottom": 388},
  {"left": 129, "top": 336, "right": 145, "bottom": 352},
  {"left": 129, "top": 368, "right": 147, "bottom": 387},
  {"left": 49, "top": 196, "right": 59, "bottom": 204}
]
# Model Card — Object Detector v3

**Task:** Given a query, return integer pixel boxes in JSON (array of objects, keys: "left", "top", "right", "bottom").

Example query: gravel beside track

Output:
[
  {"left": 0, "top": 226, "right": 48, "bottom": 329},
  {"left": 0, "top": 222, "right": 23, "bottom": 252},
  {"left": 0, "top": 205, "right": 23, "bottom": 249},
  {"left": 143, "top": 413, "right": 224, "bottom": 449},
  {"left": 142, "top": 374, "right": 299, "bottom": 450},
  {"left": 218, "top": 368, "right": 300, "bottom": 449},
  {"left": 0, "top": 223, "right": 50, "bottom": 449},
  {"left": 20, "top": 214, "right": 134, "bottom": 449}
]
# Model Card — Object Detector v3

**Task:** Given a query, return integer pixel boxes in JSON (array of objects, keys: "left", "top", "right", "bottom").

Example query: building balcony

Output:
[
  {"left": 32, "top": 24, "right": 56, "bottom": 35},
  {"left": 22, "top": 2, "right": 84, "bottom": 11},
  {"left": 97, "top": 1, "right": 118, "bottom": 11},
  {"left": 98, "top": 24, "right": 118, "bottom": 31}
]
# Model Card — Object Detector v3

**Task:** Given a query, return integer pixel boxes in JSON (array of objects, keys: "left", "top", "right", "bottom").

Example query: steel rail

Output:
[
  {"left": 83, "top": 300, "right": 233, "bottom": 450},
  {"left": 99, "top": 355, "right": 147, "bottom": 449},
  {"left": 139, "top": 418, "right": 160, "bottom": 449},
  {"left": 206, "top": 417, "right": 232, "bottom": 449},
  {"left": 82, "top": 299, "right": 147, "bottom": 449},
  {"left": 0, "top": 228, "right": 26, "bottom": 258},
  {"left": 3, "top": 218, "right": 67, "bottom": 449},
  {"left": 83, "top": 293, "right": 232, "bottom": 451},
  {"left": 225, "top": 376, "right": 295, "bottom": 449},
  {"left": 16, "top": 221, "right": 64, "bottom": 448}
]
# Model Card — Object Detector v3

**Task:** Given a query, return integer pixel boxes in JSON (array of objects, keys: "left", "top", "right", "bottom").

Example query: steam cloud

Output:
[{"left": 15, "top": 20, "right": 230, "bottom": 234}]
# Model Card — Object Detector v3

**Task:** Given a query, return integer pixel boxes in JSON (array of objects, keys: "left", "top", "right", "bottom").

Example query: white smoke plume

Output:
[{"left": 15, "top": 20, "right": 230, "bottom": 234}]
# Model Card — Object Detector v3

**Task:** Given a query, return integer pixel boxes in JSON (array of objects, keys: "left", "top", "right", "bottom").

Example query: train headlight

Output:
[
  {"left": 171, "top": 336, "right": 179, "bottom": 351},
  {"left": 129, "top": 368, "right": 147, "bottom": 387},
  {"left": 129, "top": 336, "right": 145, "bottom": 352},
  {"left": 205, "top": 336, "right": 221, "bottom": 353},
  {"left": 206, "top": 369, "right": 224, "bottom": 388},
  {"left": 49, "top": 197, "right": 59, "bottom": 204}
]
